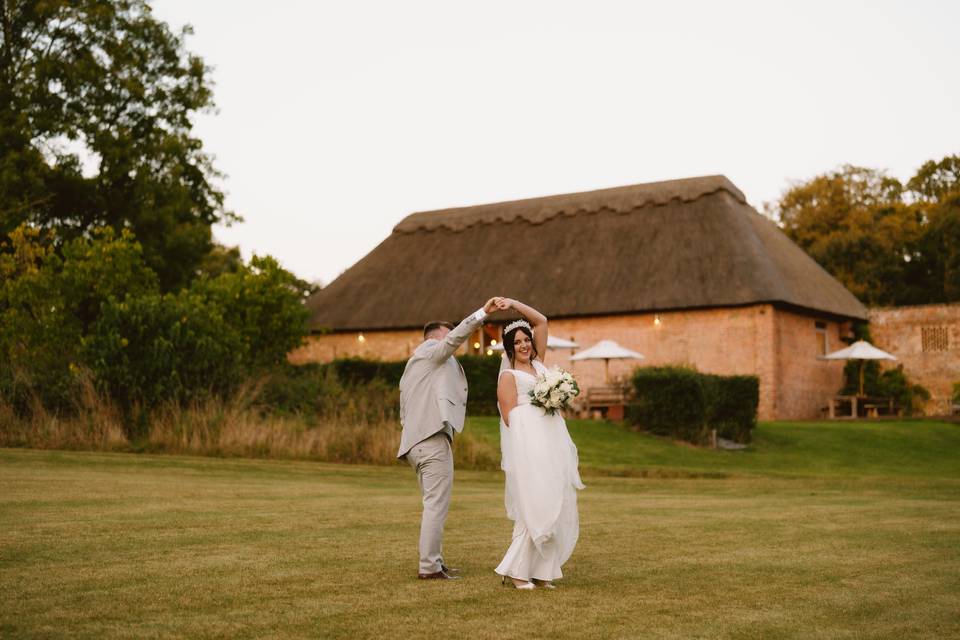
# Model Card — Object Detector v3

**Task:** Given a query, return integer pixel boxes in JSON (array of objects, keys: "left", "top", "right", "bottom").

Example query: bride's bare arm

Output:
[
  {"left": 499, "top": 299, "right": 548, "bottom": 359},
  {"left": 497, "top": 372, "right": 518, "bottom": 427}
]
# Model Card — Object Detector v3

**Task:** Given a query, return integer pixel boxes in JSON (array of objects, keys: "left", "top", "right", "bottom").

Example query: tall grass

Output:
[
  {"left": 0, "top": 373, "right": 499, "bottom": 470},
  {"left": 0, "top": 377, "right": 127, "bottom": 451}
]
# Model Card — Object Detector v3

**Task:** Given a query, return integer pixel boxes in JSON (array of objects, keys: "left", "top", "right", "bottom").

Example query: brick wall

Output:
[
  {"left": 288, "top": 328, "right": 425, "bottom": 364},
  {"left": 774, "top": 309, "right": 848, "bottom": 419},
  {"left": 869, "top": 303, "right": 960, "bottom": 415},
  {"left": 545, "top": 307, "right": 772, "bottom": 414},
  {"left": 291, "top": 304, "right": 851, "bottom": 421},
  {"left": 545, "top": 306, "right": 846, "bottom": 421}
]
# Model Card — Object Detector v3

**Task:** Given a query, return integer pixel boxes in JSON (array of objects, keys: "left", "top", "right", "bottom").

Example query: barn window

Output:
[
  {"left": 921, "top": 326, "right": 949, "bottom": 352},
  {"left": 815, "top": 321, "right": 828, "bottom": 356}
]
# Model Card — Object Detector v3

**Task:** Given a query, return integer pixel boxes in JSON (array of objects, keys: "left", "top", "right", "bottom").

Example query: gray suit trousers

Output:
[{"left": 406, "top": 431, "right": 453, "bottom": 574}]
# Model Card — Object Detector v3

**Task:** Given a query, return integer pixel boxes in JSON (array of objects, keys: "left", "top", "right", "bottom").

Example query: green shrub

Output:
[
  {"left": 953, "top": 382, "right": 960, "bottom": 404},
  {"left": 0, "top": 226, "right": 157, "bottom": 413},
  {"left": 457, "top": 355, "right": 502, "bottom": 416},
  {"left": 1, "top": 225, "right": 310, "bottom": 425},
  {"left": 330, "top": 358, "right": 406, "bottom": 387},
  {"left": 627, "top": 366, "right": 759, "bottom": 445},
  {"left": 259, "top": 363, "right": 334, "bottom": 416},
  {"left": 628, "top": 366, "right": 709, "bottom": 444},
  {"left": 191, "top": 255, "right": 309, "bottom": 370},
  {"left": 270, "top": 354, "right": 503, "bottom": 419},
  {"left": 705, "top": 374, "right": 759, "bottom": 443},
  {"left": 258, "top": 363, "right": 400, "bottom": 424},
  {"left": 875, "top": 365, "right": 931, "bottom": 416},
  {"left": 85, "top": 291, "right": 246, "bottom": 434}
]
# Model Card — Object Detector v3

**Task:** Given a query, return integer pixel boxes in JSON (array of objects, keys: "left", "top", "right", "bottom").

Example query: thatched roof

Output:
[{"left": 307, "top": 175, "right": 868, "bottom": 331}]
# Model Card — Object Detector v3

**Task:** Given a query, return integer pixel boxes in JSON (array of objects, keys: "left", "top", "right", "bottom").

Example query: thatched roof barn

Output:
[
  {"left": 297, "top": 175, "right": 869, "bottom": 420},
  {"left": 306, "top": 175, "right": 866, "bottom": 331}
]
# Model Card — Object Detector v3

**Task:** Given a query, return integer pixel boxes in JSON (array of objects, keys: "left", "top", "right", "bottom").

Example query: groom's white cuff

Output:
[{"left": 470, "top": 307, "right": 487, "bottom": 323}]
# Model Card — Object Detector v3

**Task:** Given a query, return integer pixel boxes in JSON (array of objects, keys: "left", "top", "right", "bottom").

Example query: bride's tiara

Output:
[{"left": 504, "top": 319, "right": 532, "bottom": 334}]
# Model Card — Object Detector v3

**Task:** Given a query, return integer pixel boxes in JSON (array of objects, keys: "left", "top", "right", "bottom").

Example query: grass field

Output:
[{"left": 2, "top": 419, "right": 959, "bottom": 639}]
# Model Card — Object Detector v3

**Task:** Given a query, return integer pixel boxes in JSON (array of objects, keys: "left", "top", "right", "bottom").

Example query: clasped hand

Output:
[{"left": 483, "top": 297, "right": 516, "bottom": 313}]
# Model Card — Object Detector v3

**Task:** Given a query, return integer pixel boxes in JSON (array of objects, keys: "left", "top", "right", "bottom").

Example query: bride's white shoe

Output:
[{"left": 502, "top": 576, "right": 536, "bottom": 590}]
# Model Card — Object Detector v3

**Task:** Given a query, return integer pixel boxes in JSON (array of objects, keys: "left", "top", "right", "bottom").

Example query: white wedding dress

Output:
[{"left": 495, "top": 358, "right": 585, "bottom": 582}]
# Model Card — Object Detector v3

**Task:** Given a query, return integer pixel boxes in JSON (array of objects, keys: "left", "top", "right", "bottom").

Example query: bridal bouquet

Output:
[{"left": 529, "top": 366, "right": 580, "bottom": 415}]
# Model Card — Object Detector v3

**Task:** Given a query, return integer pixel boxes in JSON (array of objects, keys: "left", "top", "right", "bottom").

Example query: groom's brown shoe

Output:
[{"left": 418, "top": 570, "right": 459, "bottom": 580}]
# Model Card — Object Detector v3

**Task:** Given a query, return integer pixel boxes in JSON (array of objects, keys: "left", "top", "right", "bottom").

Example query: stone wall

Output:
[
  {"left": 869, "top": 303, "right": 960, "bottom": 415},
  {"left": 290, "top": 304, "right": 851, "bottom": 421}
]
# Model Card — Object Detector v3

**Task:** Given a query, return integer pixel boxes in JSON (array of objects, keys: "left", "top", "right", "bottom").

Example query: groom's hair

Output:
[{"left": 423, "top": 321, "right": 455, "bottom": 339}]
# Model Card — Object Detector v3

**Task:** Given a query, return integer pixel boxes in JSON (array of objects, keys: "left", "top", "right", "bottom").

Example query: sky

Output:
[{"left": 151, "top": 0, "right": 960, "bottom": 286}]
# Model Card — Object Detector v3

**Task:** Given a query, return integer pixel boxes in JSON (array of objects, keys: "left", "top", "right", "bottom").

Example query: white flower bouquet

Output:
[{"left": 529, "top": 366, "right": 580, "bottom": 415}]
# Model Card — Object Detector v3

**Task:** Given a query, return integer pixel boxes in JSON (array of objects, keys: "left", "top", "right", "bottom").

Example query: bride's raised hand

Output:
[
  {"left": 483, "top": 297, "right": 503, "bottom": 314},
  {"left": 496, "top": 298, "right": 514, "bottom": 311}
]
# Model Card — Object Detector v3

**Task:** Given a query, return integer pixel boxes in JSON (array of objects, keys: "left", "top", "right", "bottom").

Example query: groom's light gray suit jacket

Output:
[{"left": 397, "top": 310, "right": 486, "bottom": 458}]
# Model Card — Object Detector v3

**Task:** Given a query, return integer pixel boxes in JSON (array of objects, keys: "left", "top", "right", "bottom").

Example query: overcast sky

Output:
[{"left": 151, "top": 0, "right": 960, "bottom": 285}]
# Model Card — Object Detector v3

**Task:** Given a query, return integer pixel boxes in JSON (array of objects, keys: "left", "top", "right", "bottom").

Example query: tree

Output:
[
  {"left": 0, "top": 224, "right": 158, "bottom": 411},
  {"left": 767, "top": 157, "right": 960, "bottom": 306},
  {"left": 768, "top": 165, "right": 922, "bottom": 306},
  {"left": 0, "top": 0, "right": 236, "bottom": 290},
  {"left": 907, "top": 156, "right": 960, "bottom": 202},
  {"left": 86, "top": 289, "right": 246, "bottom": 431},
  {"left": 85, "top": 255, "right": 309, "bottom": 427},
  {"left": 1, "top": 222, "right": 310, "bottom": 423},
  {"left": 907, "top": 157, "right": 960, "bottom": 302},
  {"left": 190, "top": 255, "right": 310, "bottom": 371}
]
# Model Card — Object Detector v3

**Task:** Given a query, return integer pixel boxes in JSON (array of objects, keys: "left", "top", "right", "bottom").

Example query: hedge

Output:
[
  {"left": 627, "top": 366, "right": 759, "bottom": 445},
  {"left": 263, "top": 356, "right": 502, "bottom": 417},
  {"left": 703, "top": 374, "right": 760, "bottom": 443}
]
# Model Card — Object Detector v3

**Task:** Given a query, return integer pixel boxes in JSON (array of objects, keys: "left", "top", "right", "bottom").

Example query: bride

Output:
[{"left": 493, "top": 298, "right": 585, "bottom": 590}]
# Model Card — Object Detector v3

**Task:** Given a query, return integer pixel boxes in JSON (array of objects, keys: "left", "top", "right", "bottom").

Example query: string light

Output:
[
  {"left": 473, "top": 342, "right": 481, "bottom": 349},
  {"left": 358, "top": 333, "right": 366, "bottom": 343},
  {"left": 654, "top": 315, "right": 662, "bottom": 326},
  {"left": 486, "top": 349, "right": 494, "bottom": 356},
  {"left": 491, "top": 339, "right": 498, "bottom": 346}
]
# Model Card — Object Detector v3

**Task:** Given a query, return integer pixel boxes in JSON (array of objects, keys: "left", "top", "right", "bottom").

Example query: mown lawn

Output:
[
  {"left": 468, "top": 417, "right": 960, "bottom": 478},
  {"left": 1, "top": 419, "right": 959, "bottom": 639}
]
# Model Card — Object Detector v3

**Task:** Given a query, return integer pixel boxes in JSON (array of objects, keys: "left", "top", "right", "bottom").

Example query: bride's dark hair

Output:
[{"left": 502, "top": 324, "right": 538, "bottom": 366}]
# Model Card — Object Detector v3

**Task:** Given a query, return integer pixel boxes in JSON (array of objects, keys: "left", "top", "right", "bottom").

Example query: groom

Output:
[{"left": 399, "top": 296, "right": 502, "bottom": 580}]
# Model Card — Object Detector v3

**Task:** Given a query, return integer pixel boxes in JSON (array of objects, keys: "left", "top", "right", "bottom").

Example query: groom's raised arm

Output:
[{"left": 424, "top": 298, "right": 499, "bottom": 364}]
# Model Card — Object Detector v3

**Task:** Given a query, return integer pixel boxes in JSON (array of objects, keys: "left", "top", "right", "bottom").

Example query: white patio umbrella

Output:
[
  {"left": 490, "top": 335, "right": 580, "bottom": 351},
  {"left": 546, "top": 336, "right": 579, "bottom": 349},
  {"left": 823, "top": 340, "right": 897, "bottom": 396},
  {"left": 569, "top": 339, "right": 645, "bottom": 383}
]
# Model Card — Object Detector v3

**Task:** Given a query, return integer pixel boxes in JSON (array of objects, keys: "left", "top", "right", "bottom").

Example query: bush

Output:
[
  {"left": 192, "top": 255, "right": 309, "bottom": 370},
  {"left": 627, "top": 366, "right": 759, "bottom": 445},
  {"left": 0, "top": 226, "right": 157, "bottom": 414},
  {"left": 331, "top": 355, "right": 502, "bottom": 416},
  {"left": 457, "top": 355, "right": 502, "bottom": 416},
  {"left": 875, "top": 365, "right": 931, "bottom": 416},
  {"left": 259, "top": 363, "right": 400, "bottom": 425},
  {"left": 266, "top": 355, "right": 503, "bottom": 419},
  {"left": 704, "top": 374, "right": 759, "bottom": 443},
  {"left": 1, "top": 224, "right": 310, "bottom": 426},
  {"left": 628, "top": 367, "right": 709, "bottom": 444},
  {"left": 329, "top": 358, "right": 406, "bottom": 387},
  {"left": 85, "top": 291, "right": 246, "bottom": 435},
  {"left": 259, "top": 363, "right": 334, "bottom": 416},
  {"left": 282, "top": 356, "right": 500, "bottom": 416}
]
